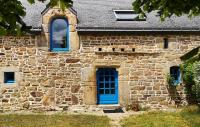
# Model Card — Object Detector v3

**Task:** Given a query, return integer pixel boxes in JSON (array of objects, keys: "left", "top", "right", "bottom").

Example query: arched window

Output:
[{"left": 50, "top": 18, "right": 69, "bottom": 51}]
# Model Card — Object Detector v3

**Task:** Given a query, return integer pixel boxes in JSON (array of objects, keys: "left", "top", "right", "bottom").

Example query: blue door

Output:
[{"left": 97, "top": 68, "right": 118, "bottom": 104}]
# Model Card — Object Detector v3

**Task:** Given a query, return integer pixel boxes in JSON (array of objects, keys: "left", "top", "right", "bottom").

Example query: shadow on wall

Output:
[
  {"left": 167, "top": 85, "right": 185, "bottom": 107},
  {"left": 185, "top": 84, "right": 198, "bottom": 104}
]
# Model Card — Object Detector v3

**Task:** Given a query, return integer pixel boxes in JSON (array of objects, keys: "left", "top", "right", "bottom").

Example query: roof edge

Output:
[
  {"left": 77, "top": 27, "right": 200, "bottom": 32},
  {"left": 41, "top": 5, "right": 77, "bottom": 16}
]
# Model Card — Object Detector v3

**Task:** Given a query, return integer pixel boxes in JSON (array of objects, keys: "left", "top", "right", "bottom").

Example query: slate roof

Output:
[
  {"left": 20, "top": 0, "right": 48, "bottom": 28},
  {"left": 20, "top": 0, "right": 200, "bottom": 32}
]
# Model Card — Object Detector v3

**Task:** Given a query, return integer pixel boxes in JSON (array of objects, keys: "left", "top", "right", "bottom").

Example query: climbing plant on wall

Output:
[
  {"left": 182, "top": 61, "right": 200, "bottom": 104},
  {"left": 193, "top": 62, "right": 200, "bottom": 103}
]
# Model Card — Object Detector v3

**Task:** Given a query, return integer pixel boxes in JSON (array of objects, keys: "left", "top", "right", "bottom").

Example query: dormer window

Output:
[
  {"left": 114, "top": 10, "right": 146, "bottom": 21},
  {"left": 50, "top": 18, "right": 69, "bottom": 51}
]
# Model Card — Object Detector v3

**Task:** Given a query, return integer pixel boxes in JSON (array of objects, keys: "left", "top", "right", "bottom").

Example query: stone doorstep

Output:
[
  {"left": 98, "top": 104, "right": 122, "bottom": 110},
  {"left": 68, "top": 105, "right": 124, "bottom": 113}
]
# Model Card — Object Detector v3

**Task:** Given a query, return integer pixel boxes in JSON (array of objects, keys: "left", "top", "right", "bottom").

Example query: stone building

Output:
[{"left": 0, "top": 0, "right": 200, "bottom": 112}]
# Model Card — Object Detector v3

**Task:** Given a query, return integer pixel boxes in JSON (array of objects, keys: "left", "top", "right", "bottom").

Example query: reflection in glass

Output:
[{"left": 51, "top": 18, "right": 68, "bottom": 50}]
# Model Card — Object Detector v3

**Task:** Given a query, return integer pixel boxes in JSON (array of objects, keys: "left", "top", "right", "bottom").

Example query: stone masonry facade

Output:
[
  {"left": 0, "top": 7, "right": 200, "bottom": 112},
  {"left": 0, "top": 34, "right": 200, "bottom": 112}
]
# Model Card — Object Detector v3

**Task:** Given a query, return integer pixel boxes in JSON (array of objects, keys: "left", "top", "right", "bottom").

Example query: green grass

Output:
[
  {"left": 0, "top": 114, "right": 110, "bottom": 127},
  {"left": 121, "top": 105, "right": 200, "bottom": 127}
]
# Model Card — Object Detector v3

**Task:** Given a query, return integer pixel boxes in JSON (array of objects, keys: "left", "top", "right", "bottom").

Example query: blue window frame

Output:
[
  {"left": 50, "top": 18, "right": 69, "bottom": 51},
  {"left": 4, "top": 72, "right": 15, "bottom": 83},
  {"left": 170, "top": 66, "right": 181, "bottom": 85}
]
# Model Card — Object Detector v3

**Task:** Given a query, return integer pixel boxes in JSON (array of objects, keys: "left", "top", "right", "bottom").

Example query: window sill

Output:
[
  {"left": 50, "top": 48, "right": 69, "bottom": 52},
  {"left": 5, "top": 81, "right": 15, "bottom": 84},
  {"left": 1, "top": 83, "right": 17, "bottom": 88}
]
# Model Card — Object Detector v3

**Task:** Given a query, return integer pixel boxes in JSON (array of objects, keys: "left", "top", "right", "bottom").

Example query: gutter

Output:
[
  {"left": 30, "top": 27, "right": 42, "bottom": 31},
  {"left": 28, "top": 27, "right": 42, "bottom": 35},
  {"left": 77, "top": 27, "right": 200, "bottom": 32},
  {"left": 28, "top": 26, "right": 200, "bottom": 34}
]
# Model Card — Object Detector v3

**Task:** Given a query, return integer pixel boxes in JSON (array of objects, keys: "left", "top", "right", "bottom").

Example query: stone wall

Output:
[
  {"left": 80, "top": 34, "right": 200, "bottom": 108},
  {"left": 0, "top": 34, "right": 200, "bottom": 112},
  {"left": 0, "top": 36, "right": 83, "bottom": 112}
]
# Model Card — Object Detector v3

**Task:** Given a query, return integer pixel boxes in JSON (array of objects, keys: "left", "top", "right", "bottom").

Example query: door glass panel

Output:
[
  {"left": 105, "top": 70, "right": 109, "bottom": 75},
  {"left": 105, "top": 76, "right": 109, "bottom": 81},
  {"left": 110, "top": 71, "right": 114, "bottom": 75},
  {"left": 105, "top": 89, "right": 110, "bottom": 94},
  {"left": 99, "top": 71, "right": 104, "bottom": 75},
  {"left": 99, "top": 89, "right": 104, "bottom": 94},
  {"left": 111, "top": 76, "right": 115, "bottom": 81},
  {"left": 99, "top": 76, "right": 104, "bottom": 81},
  {"left": 105, "top": 83, "right": 109, "bottom": 88},
  {"left": 111, "top": 89, "right": 115, "bottom": 94},
  {"left": 111, "top": 83, "right": 115, "bottom": 88},
  {"left": 99, "top": 83, "right": 104, "bottom": 88}
]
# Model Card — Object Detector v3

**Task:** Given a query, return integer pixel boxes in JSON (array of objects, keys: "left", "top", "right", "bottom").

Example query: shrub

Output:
[
  {"left": 125, "top": 102, "right": 140, "bottom": 111},
  {"left": 182, "top": 63, "right": 195, "bottom": 85},
  {"left": 182, "top": 61, "right": 200, "bottom": 104},
  {"left": 125, "top": 102, "right": 150, "bottom": 111},
  {"left": 193, "top": 62, "right": 200, "bottom": 103},
  {"left": 167, "top": 73, "right": 176, "bottom": 88}
]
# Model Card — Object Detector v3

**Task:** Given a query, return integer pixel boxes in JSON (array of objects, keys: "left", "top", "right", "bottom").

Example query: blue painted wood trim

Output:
[
  {"left": 5, "top": 80, "right": 15, "bottom": 83},
  {"left": 96, "top": 68, "right": 118, "bottom": 104},
  {"left": 115, "top": 69, "right": 119, "bottom": 104}
]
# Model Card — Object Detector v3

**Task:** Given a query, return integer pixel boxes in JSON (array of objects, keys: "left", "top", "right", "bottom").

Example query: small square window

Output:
[{"left": 4, "top": 72, "right": 15, "bottom": 83}]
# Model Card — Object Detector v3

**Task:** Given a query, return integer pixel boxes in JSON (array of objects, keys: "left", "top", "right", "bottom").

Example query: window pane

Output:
[
  {"left": 105, "top": 89, "right": 110, "bottom": 94},
  {"left": 4, "top": 72, "right": 15, "bottom": 83},
  {"left": 105, "top": 83, "right": 109, "bottom": 88},
  {"left": 99, "top": 83, "right": 104, "bottom": 88},
  {"left": 52, "top": 19, "right": 68, "bottom": 49},
  {"left": 111, "top": 83, "right": 115, "bottom": 88},
  {"left": 105, "top": 70, "right": 109, "bottom": 75},
  {"left": 110, "top": 71, "right": 114, "bottom": 75},
  {"left": 99, "top": 76, "right": 104, "bottom": 81},
  {"left": 105, "top": 76, "right": 109, "bottom": 81},
  {"left": 99, "top": 89, "right": 104, "bottom": 94},
  {"left": 111, "top": 76, "right": 115, "bottom": 81},
  {"left": 111, "top": 89, "right": 115, "bottom": 94},
  {"left": 170, "top": 66, "right": 180, "bottom": 82}
]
